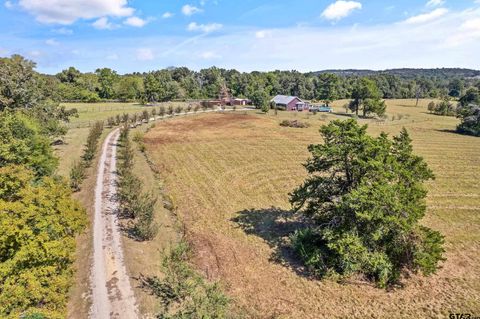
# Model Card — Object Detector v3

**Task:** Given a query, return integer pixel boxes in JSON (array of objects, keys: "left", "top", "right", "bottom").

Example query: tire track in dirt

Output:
[{"left": 90, "top": 129, "right": 139, "bottom": 319}]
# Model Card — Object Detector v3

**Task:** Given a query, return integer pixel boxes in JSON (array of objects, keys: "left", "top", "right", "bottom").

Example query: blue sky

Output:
[{"left": 1, "top": 0, "right": 480, "bottom": 74}]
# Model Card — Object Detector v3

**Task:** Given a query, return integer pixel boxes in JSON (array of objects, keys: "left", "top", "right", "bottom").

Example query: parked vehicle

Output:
[
  {"left": 309, "top": 105, "right": 333, "bottom": 113},
  {"left": 319, "top": 106, "right": 333, "bottom": 112}
]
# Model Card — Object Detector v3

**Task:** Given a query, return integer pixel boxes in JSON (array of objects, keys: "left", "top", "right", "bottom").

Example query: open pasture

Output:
[{"left": 142, "top": 99, "right": 480, "bottom": 318}]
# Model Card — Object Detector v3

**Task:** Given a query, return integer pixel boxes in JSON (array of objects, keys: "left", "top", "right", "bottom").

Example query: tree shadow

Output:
[
  {"left": 231, "top": 207, "right": 314, "bottom": 279},
  {"left": 435, "top": 128, "right": 460, "bottom": 135}
]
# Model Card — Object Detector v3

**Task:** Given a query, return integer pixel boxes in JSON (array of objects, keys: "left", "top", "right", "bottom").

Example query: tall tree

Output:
[
  {"left": 350, "top": 77, "right": 386, "bottom": 117},
  {"left": 315, "top": 73, "right": 340, "bottom": 106},
  {"left": 95, "top": 68, "right": 118, "bottom": 99},
  {"left": 0, "top": 55, "right": 40, "bottom": 110},
  {"left": 290, "top": 120, "right": 444, "bottom": 287}
]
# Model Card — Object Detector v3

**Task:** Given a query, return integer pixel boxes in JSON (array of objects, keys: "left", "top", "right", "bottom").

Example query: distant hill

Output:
[{"left": 312, "top": 68, "right": 480, "bottom": 79}]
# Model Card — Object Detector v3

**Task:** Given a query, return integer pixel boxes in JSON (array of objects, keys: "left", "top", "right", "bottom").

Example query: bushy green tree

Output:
[
  {"left": 0, "top": 165, "right": 86, "bottom": 318},
  {"left": 95, "top": 68, "right": 118, "bottom": 99},
  {"left": 456, "top": 103, "right": 480, "bottom": 136},
  {"left": 290, "top": 119, "right": 444, "bottom": 287},
  {"left": 0, "top": 55, "right": 40, "bottom": 110},
  {"left": 349, "top": 78, "right": 386, "bottom": 117},
  {"left": 116, "top": 76, "right": 144, "bottom": 101},
  {"left": 0, "top": 112, "right": 57, "bottom": 178},
  {"left": 314, "top": 73, "right": 340, "bottom": 106}
]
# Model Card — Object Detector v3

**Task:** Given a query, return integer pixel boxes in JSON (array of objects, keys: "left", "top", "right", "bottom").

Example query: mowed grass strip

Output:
[{"left": 143, "top": 100, "right": 479, "bottom": 318}]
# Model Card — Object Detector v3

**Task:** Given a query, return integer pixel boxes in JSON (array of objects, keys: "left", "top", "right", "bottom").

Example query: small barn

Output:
[
  {"left": 271, "top": 95, "right": 309, "bottom": 111},
  {"left": 233, "top": 98, "right": 251, "bottom": 106}
]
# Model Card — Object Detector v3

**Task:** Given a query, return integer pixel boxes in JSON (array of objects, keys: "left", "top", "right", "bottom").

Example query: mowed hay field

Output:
[{"left": 143, "top": 99, "right": 480, "bottom": 318}]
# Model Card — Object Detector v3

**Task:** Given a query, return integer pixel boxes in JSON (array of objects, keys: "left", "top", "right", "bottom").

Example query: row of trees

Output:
[
  {"left": 70, "top": 121, "right": 104, "bottom": 191},
  {"left": 426, "top": 88, "right": 480, "bottom": 136},
  {"left": 117, "top": 127, "right": 158, "bottom": 241},
  {"left": 0, "top": 56, "right": 86, "bottom": 317},
  {"left": 50, "top": 62, "right": 480, "bottom": 104}
]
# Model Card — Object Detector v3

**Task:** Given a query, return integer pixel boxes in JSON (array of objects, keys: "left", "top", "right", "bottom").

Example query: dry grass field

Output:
[{"left": 142, "top": 99, "right": 480, "bottom": 318}]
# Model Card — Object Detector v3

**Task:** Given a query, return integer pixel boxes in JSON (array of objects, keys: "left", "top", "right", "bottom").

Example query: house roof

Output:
[{"left": 271, "top": 95, "right": 302, "bottom": 105}]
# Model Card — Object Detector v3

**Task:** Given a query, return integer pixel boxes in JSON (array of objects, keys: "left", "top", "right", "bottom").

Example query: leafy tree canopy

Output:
[
  {"left": 0, "top": 111, "right": 58, "bottom": 178},
  {"left": 0, "top": 165, "right": 86, "bottom": 318},
  {"left": 290, "top": 119, "right": 444, "bottom": 287},
  {"left": 457, "top": 91, "right": 480, "bottom": 137}
]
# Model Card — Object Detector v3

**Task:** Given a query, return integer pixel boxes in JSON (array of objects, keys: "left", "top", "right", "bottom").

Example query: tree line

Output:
[{"left": 44, "top": 60, "right": 480, "bottom": 104}]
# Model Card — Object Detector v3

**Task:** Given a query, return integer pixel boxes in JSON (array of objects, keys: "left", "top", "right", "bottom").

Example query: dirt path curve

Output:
[{"left": 89, "top": 129, "right": 139, "bottom": 319}]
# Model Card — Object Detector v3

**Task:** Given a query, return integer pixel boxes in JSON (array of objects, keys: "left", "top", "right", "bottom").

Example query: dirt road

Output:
[{"left": 90, "top": 129, "right": 139, "bottom": 319}]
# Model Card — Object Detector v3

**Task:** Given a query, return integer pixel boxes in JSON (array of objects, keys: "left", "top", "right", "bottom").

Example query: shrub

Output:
[
  {"left": 456, "top": 103, "right": 480, "bottom": 137},
  {"left": 106, "top": 117, "right": 115, "bottom": 127},
  {"left": 279, "top": 120, "right": 310, "bottom": 128},
  {"left": 142, "top": 242, "right": 230, "bottom": 318},
  {"left": 131, "top": 192, "right": 158, "bottom": 240},
  {"left": 429, "top": 98, "right": 456, "bottom": 116},
  {"left": 142, "top": 110, "right": 150, "bottom": 122},
  {"left": 69, "top": 161, "right": 86, "bottom": 191},
  {"left": 82, "top": 121, "right": 103, "bottom": 164},
  {"left": 159, "top": 106, "right": 166, "bottom": 117}
]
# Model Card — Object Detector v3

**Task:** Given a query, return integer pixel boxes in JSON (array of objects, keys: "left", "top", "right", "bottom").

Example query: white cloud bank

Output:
[
  {"left": 18, "top": 0, "right": 134, "bottom": 24},
  {"left": 321, "top": 1, "right": 362, "bottom": 21}
]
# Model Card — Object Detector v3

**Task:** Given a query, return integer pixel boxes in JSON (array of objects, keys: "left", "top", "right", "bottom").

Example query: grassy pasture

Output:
[
  {"left": 61, "top": 102, "right": 188, "bottom": 128},
  {"left": 142, "top": 99, "right": 480, "bottom": 318}
]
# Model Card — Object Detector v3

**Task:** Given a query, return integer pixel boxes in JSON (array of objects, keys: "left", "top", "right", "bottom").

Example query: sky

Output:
[{"left": 0, "top": 0, "right": 480, "bottom": 74}]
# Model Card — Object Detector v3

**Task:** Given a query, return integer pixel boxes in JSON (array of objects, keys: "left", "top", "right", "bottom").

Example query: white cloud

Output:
[
  {"left": 200, "top": 51, "right": 222, "bottom": 59},
  {"left": 18, "top": 0, "right": 134, "bottom": 24},
  {"left": 255, "top": 30, "right": 272, "bottom": 39},
  {"left": 162, "top": 12, "right": 173, "bottom": 19},
  {"left": 92, "top": 17, "right": 116, "bottom": 30},
  {"left": 4, "top": 1, "right": 13, "bottom": 9},
  {"left": 426, "top": 0, "right": 445, "bottom": 7},
  {"left": 45, "top": 38, "right": 59, "bottom": 46},
  {"left": 182, "top": 4, "right": 203, "bottom": 16},
  {"left": 124, "top": 16, "right": 147, "bottom": 27},
  {"left": 187, "top": 22, "right": 222, "bottom": 33},
  {"left": 446, "top": 17, "right": 480, "bottom": 46},
  {"left": 53, "top": 27, "right": 73, "bottom": 35},
  {"left": 136, "top": 48, "right": 154, "bottom": 61},
  {"left": 404, "top": 8, "right": 448, "bottom": 24},
  {"left": 321, "top": 1, "right": 362, "bottom": 21}
]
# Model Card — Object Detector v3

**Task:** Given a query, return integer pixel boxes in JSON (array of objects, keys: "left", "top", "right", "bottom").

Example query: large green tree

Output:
[
  {"left": 95, "top": 67, "right": 118, "bottom": 99},
  {"left": 0, "top": 165, "right": 86, "bottom": 318},
  {"left": 290, "top": 119, "right": 444, "bottom": 287},
  {"left": 0, "top": 112, "right": 58, "bottom": 178},
  {"left": 314, "top": 73, "right": 340, "bottom": 106},
  {"left": 0, "top": 55, "right": 41, "bottom": 110},
  {"left": 457, "top": 90, "right": 480, "bottom": 137},
  {"left": 349, "top": 78, "right": 386, "bottom": 117}
]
